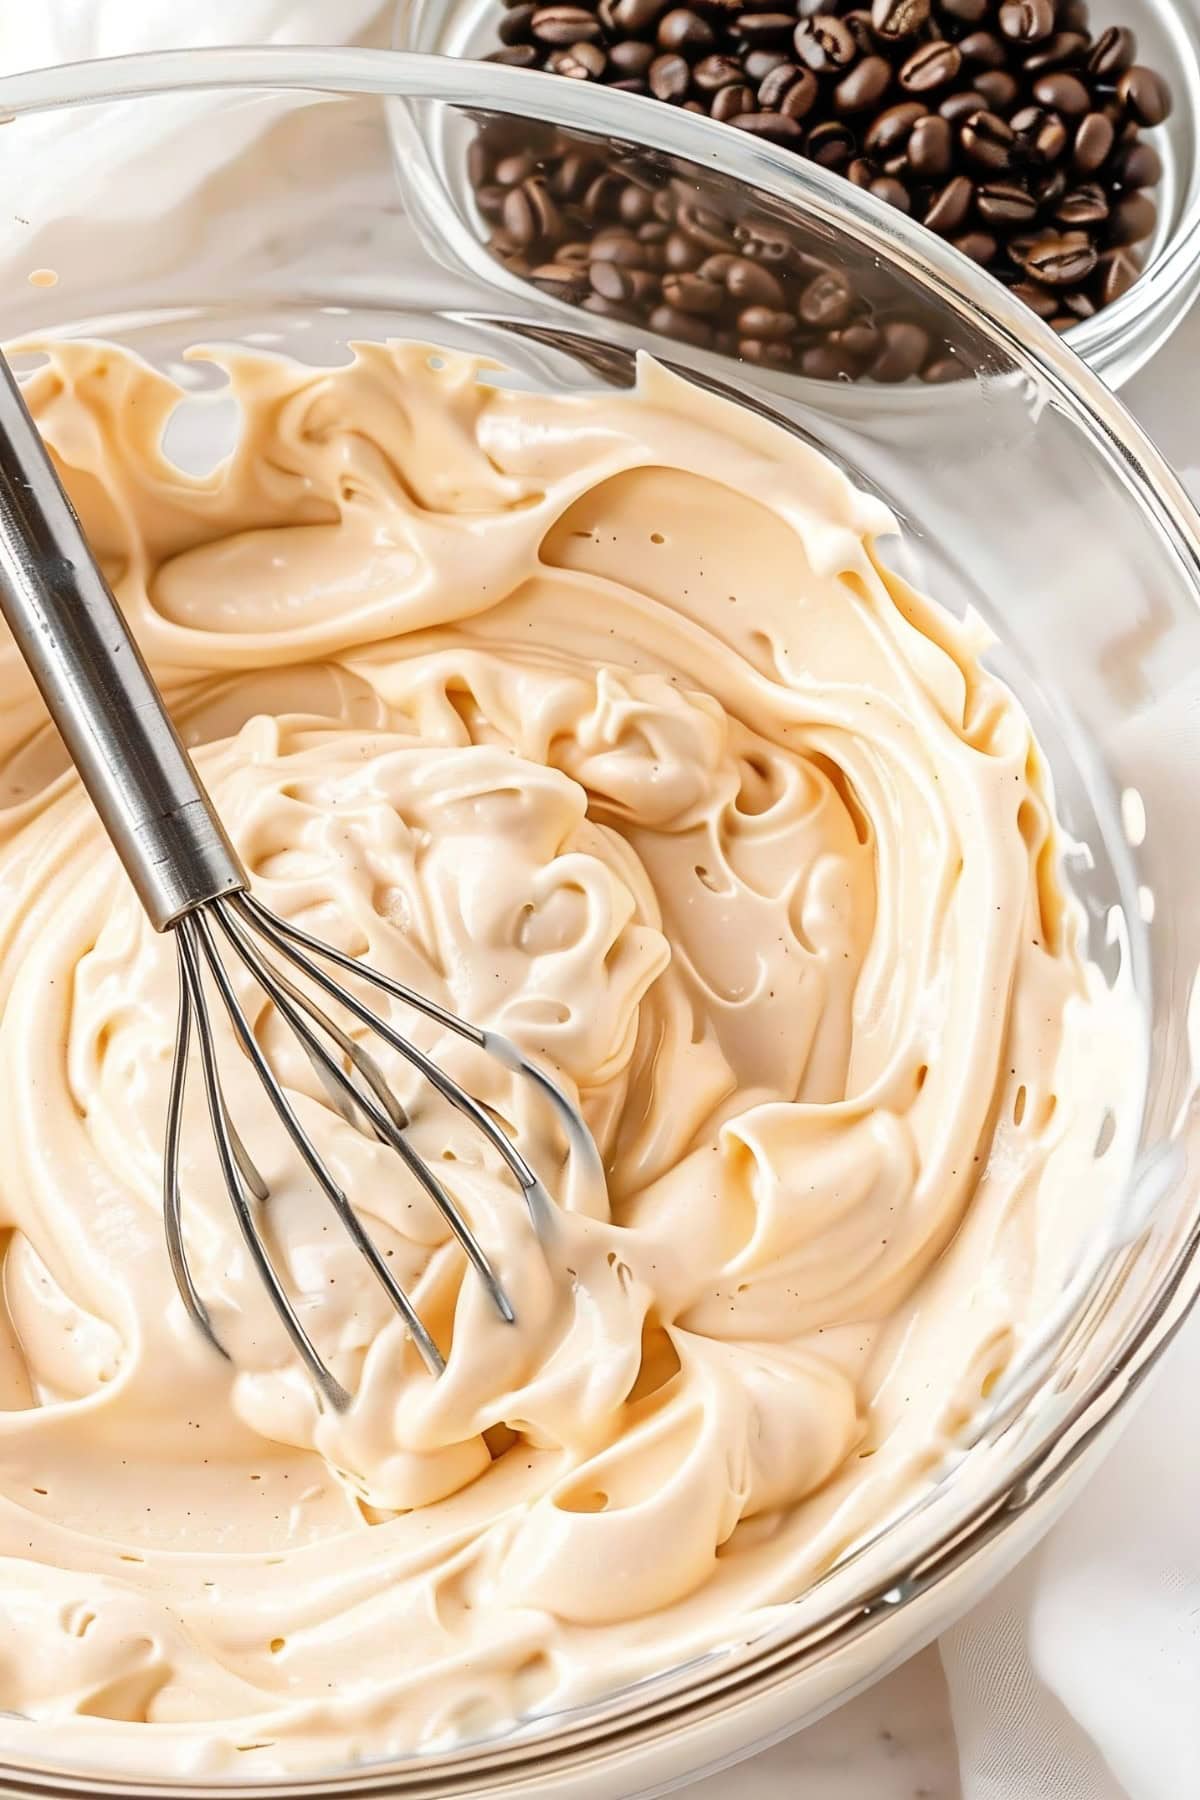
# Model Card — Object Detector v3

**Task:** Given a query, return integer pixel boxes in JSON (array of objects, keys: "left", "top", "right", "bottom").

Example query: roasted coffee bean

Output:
[
  {"left": 1022, "top": 230, "right": 1098, "bottom": 284},
  {"left": 998, "top": 0, "right": 1053, "bottom": 45},
  {"left": 758, "top": 62, "right": 818, "bottom": 114},
  {"left": 649, "top": 303, "right": 715, "bottom": 347},
  {"left": 1072, "top": 111, "right": 1114, "bottom": 175},
  {"left": 495, "top": 149, "right": 537, "bottom": 187},
  {"left": 793, "top": 15, "right": 858, "bottom": 73},
  {"left": 806, "top": 119, "right": 857, "bottom": 167},
  {"left": 725, "top": 255, "right": 786, "bottom": 304},
  {"left": 1088, "top": 26, "right": 1137, "bottom": 81},
  {"left": 975, "top": 69, "right": 1019, "bottom": 111},
  {"left": 836, "top": 55, "right": 892, "bottom": 112},
  {"left": 938, "top": 0, "right": 987, "bottom": 20},
  {"left": 801, "top": 343, "right": 859, "bottom": 379},
  {"left": 1118, "top": 67, "right": 1172, "bottom": 128},
  {"left": 530, "top": 262, "right": 590, "bottom": 301},
  {"left": 1109, "top": 190, "right": 1157, "bottom": 246},
  {"left": 939, "top": 89, "right": 989, "bottom": 126},
  {"left": 1032, "top": 73, "right": 1091, "bottom": 119},
  {"left": 833, "top": 318, "right": 882, "bottom": 360},
  {"left": 499, "top": 3, "right": 537, "bottom": 44},
  {"left": 610, "top": 38, "right": 657, "bottom": 74},
  {"left": 502, "top": 178, "right": 559, "bottom": 244},
  {"left": 737, "top": 303, "right": 798, "bottom": 337},
  {"left": 924, "top": 173, "right": 974, "bottom": 233},
  {"left": 612, "top": 0, "right": 666, "bottom": 30},
  {"left": 582, "top": 292, "right": 640, "bottom": 325},
  {"left": 864, "top": 175, "right": 905, "bottom": 209},
  {"left": 693, "top": 52, "right": 743, "bottom": 89},
  {"left": 899, "top": 41, "right": 962, "bottom": 94},
  {"left": 583, "top": 173, "right": 628, "bottom": 217},
  {"left": 658, "top": 8, "right": 715, "bottom": 52},
  {"left": 1009, "top": 279, "right": 1059, "bottom": 318},
  {"left": 653, "top": 51, "right": 695, "bottom": 97},
  {"left": 1112, "top": 139, "right": 1162, "bottom": 190},
  {"left": 907, "top": 112, "right": 953, "bottom": 177},
  {"left": 743, "top": 48, "right": 789, "bottom": 81},
  {"left": 870, "top": 0, "right": 929, "bottom": 37},
  {"left": 610, "top": 76, "right": 651, "bottom": 91},
  {"left": 842, "top": 9, "right": 881, "bottom": 55},
  {"left": 475, "top": 183, "right": 505, "bottom": 220},
  {"left": 1098, "top": 247, "right": 1139, "bottom": 305},
  {"left": 662, "top": 270, "right": 725, "bottom": 313},
  {"left": 733, "top": 11, "right": 796, "bottom": 47},
  {"left": 865, "top": 99, "right": 927, "bottom": 154},
  {"left": 977, "top": 181, "right": 1038, "bottom": 225},
  {"left": 961, "top": 110, "right": 1017, "bottom": 170},
  {"left": 589, "top": 260, "right": 657, "bottom": 302},
  {"left": 663, "top": 228, "right": 705, "bottom": 269},
  {"left": 799, "top": 268, "right": 855, "bottom": 325},
  {"left": 677, "top": 202, "right": 737, "bottom": 253},
  {"left": 868, "top": 318, "right": 929, "bottom": 381},
  {"left": 1055, "top": 181, "right": 1108, "bottom": 225},
  {"left": 732, "top": 108, "right": 806, "bottom": 141},
  {"left": 953, "top": 228, "right": 999, "bottom": 264},
  {"left": 530, "top": 5, "right": 602, "bottom": 45},
  {"left": 551, "top": 41, "right": 607, "bottom": 77},
  {"left": 550, "top": 153, "right": 598, "bottom": 200},
  {"left": 591, "top": 228, "right": 650, "bottom": 266},
  {"left": 1011, "top": 104, "right": 1068, "bottom": 163},
  {"left": 617, "top": 183, "right": 656, "bottom": 224},
  {"left": 921, "top": 354, "right": 964, "bottom": 382},
  {"left": 487, "top": 43, "right": 540, "bottom": 65},
  {"left": 1023, "top": 32, "right": 1088, "bottom": 75},
  {"left": 958, "top": 32, "right": 1007, "bottom": 71},
  {"left": 739, "top": 337, "right": 795, "bottom": 365},
  {"left": 711, "top": 81, "right": 756, "bottom": 118},
  {"left": 847, "top": 155, "right": 878, "bottom": 186}
]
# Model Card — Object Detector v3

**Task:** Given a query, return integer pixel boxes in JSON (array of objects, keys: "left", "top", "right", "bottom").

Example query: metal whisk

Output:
[{"left": 0, "top": 352, "right": 593, "bottom": 1410}]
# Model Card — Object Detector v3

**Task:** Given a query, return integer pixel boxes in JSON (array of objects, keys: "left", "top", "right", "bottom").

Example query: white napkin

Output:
[{"left": 2, "top": 10, "right": 1197, "bottom": 1798}]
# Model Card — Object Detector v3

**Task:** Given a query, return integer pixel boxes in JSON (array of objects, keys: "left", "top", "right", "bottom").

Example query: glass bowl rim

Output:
[{"left": 0, "top": 44, "right": 1198, "bottom": 1798}]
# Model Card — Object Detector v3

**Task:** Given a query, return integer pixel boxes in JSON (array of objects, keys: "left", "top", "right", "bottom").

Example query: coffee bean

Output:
[
  {"left": 801, "top": 343, "right": 859, "bottom": 379},
  {"left": 921, "top": 354, "right": 963, "bottom": 382},
  {"left": 836, "top": 55, "right": 892, "bottom": 112},
  {"left": 584, "top": 174, "right": 628, "bottom": 218},
  {"left": 998, "top": 0, "right": 1053, "bottom": 45},
  {"left": 908, "top": 113, "right": 953, "bottom": 178},
  {"left": 658, "top": 8, "right": 715, "bottom": 52},
  {"left": 961, "top": 111, "right": 1016, "bottom": 170},
  {"left": 611, "top": 38, "right": 657, "bottom": 74},
  {"left": 530, "top": 6, "right": 602, "bottom": 46},
  {"left": 869, "top": 318, "right": 929, "bottom": 381},
  {"left": 900, "top": 42, "right": 962, "bottom": 94},
  {"left": 975, "top": 69, "right": 1018, "bottom": 111},
  {"left": 1118, "top": 67, "right": 1172, "bottom": 129},
  {"left": 924, "top": 173, "right": 973, "bottom": 233},
  {"left": 650, "top": 303, "right": 715, "bottom": 347},
  {"left": 799, "top": 268, "right": 855, "bottom": 325},
  {"left": 551, "top": 41, "right": 607, "bottom": 77},
  {"left": 1022, "top": 230, "right": 1098, "bottom": 284},
  {"left": 1113, "top": 140, "right": 1162, "bottom": 190},
  {"left": 618, "top": 183, "right": 656, "bottom": 224},
  {"left": 848, "top": 155, "right": 877, "bottom": 187},
  {"left": 833, "top": 319, "right": 882, "bottom": 360},
  {"left": 582, "top": 292, "right": 640, "bottom": 324},
  {"left": 475, "top": 184, "right": 505, "bottom": 220},
  {"left": 958, "top": 32, "right": 1007, "bottom": 71},
  {"left": 725, "top": 256, "right": 786, "bottom": 304},
  {"left": 693, "top": 52, "right": 743, "bottom": 90},
  {"left": 487, "top": 43, "right": 540, "bottom": 65},
  {"left": 1072, "top": 112, "right": 1114, "bottom": 175},
  {"left": 758, "top": 62, "right": 818, "bottom": 113},
  {"left": 793, "top": 15, "right": 858, "bottom": 73},
  {"left": 612, "top": 0, "right": 666, "bottom": 30},
  {"left": 939, "top": 89, "right": 989, "bottom": 127},
  {"left": 1009, "top": 280, "right": 1059, "bottom": 319},
  {"left": 495, "top": 150, "right": 537, "bottom": 187},
  {"left": 664, "top": 228, "right": 705, "bottom": 269},
  {"left": 503, "top": 178, "right": 560, "bottom": 245},
  {"left": 865, "top": 99, "right": 927, "bottom": 154},
  {"left": 737, "top": 303, "right": 797, "bottom": 337},
  {"left": 743, "top": 47, "right": 788, "bottom": 81},
  {"left": 740, "top": 337, "right": 795, "bottom": 365},
  {"left": 870, "top": 175, "right": 910, "bottom": 210},
  {"left": 870, "top": 0, "right": 929, "bottom": 37},
  {"left": 1089, "top": 26, "right": 1137, "bottom": 81},
  {"left": 590, "top": 260, "right": 657, "bottom": 302},
  {"left": 677, "top": 202, "right": 737, "bottom": 253},
  {"left": 732, "top": 109, "right": 806, "bottom": 141},
  {"left": 1011, "top": 104, "right": 1068, "bottom": 163},
  {"left": 1032, "top": 73, "right": 1091, "bottom": 119},
  {"left": 662, "top": 271, "right": 725, "bottom": 313},
  {"left": 1023, "top": 32, "right": 1088, "bottom": 75},
  {"left": 499, "top": 3, "right": 537, "bottom": 44},
  {"left": 733, "top": 11, "right": 796, "bottom": 48},
  {"left": 712, "top": 82, "right": 756, "bottom": 118},
  {"left": 610, "top": 76, "right": 651, "bottom": 92},
  {"left": 842, "top": 8, "right": 881, "bottom": 55},
  {"left": 1098, "top": 247, "right": 1139, "bottom": 305},
  {"left": 1109, "top": 190, "right": 1157, "bottom": 247},
  {"left": 938, "top": 0, "right": 987, "bottom": 19},
  {"left": 977, "top": 181, "right": 1038, "bottom": 225},
  {"left": 954, "top": 229, "right": 999, "bottom": 264},
  {"left": 806, "top": 120, "right": 857, "bottom": 168},
  {"left": 531, "top": 262, "right": 590, "bottom": 302},
  {"left": 650, "top": 52, "right": 691, "bottom": 97},
  {"left": 1055, "top": 182, "right": 1108, "bottom": 226}
]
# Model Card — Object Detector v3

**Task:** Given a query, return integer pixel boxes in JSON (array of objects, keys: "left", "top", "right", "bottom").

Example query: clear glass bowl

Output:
[
  {"left": 393, "top": 0, "right": 1200, "bottom": 389},
  {"left": 0, "top": 44, "right": 1197, "bottom": 1800}
]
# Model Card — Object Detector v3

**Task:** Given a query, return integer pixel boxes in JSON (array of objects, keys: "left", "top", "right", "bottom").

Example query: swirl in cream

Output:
[{"left": 0, "top": 340, "right": 1120, "bottom": 1775}]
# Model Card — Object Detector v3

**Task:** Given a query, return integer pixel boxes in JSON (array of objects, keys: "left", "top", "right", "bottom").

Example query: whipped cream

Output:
[{"left": 0, "top": 340, "right": 1123, "bottom": 1777}]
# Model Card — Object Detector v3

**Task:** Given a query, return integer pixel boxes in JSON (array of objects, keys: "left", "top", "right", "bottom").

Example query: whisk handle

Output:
[{"left": 0, "top": 352, "right": 247, "bottom": 929}]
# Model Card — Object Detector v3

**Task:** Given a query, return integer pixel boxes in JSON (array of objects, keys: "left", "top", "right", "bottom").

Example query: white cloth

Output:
[{"left": 1, "top": 7, "right": 1197, "bottom": 1796}]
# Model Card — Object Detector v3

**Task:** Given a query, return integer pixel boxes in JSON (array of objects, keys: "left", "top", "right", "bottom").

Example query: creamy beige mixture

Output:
[{"left": 0, "top": 340, "right": 1121, "bottom": 1776}]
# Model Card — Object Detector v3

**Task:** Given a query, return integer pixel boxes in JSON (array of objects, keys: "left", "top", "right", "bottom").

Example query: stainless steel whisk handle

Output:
[{"left": 0, "top": 352, "right": 246, "bottom": 930}]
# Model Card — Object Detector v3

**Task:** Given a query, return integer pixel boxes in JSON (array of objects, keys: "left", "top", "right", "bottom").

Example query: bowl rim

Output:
[{"left": 0, "top": 44, "right": 1198, "bottom": 1799}]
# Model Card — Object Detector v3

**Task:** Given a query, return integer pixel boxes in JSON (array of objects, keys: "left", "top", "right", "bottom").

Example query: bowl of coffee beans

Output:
[{"left": 394, "top": 0, "right": 1200, "bottom": 385}]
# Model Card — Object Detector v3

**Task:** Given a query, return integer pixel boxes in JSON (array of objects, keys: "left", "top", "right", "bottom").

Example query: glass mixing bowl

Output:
[
  {"left": 393, "top": 0, "right": 1200, "bottom": 389},
  {"left": 0, "top": 45, "right": 1197, "bottom": 1800}
]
